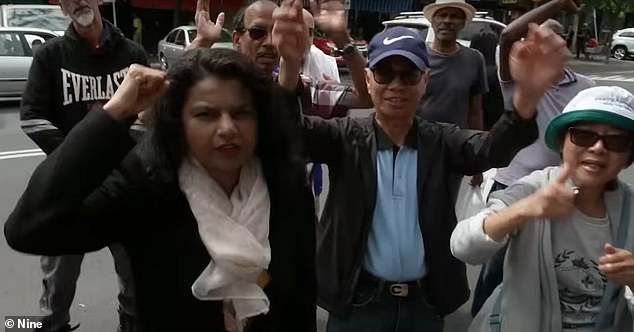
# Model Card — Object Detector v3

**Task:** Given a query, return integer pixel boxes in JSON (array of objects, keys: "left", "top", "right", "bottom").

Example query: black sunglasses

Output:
[
  {"left": 568, "top": 127, "right": 633, "bottom": 153},
  {"left": 371, "top": 67, "right": 423, "bottom": 86},
  {"left": 240, "top": 27, "right": 269, "bottom": 40}
]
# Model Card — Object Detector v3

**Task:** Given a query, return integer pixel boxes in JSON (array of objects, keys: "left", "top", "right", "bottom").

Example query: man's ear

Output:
[{"left": 232, "top": 31, "right": 241, "bottom": 49}]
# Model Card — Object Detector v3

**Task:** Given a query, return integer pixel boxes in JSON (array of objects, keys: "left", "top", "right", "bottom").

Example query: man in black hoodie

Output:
[{"left": 19, "top": 0, "right": 148, "bottom": 331}]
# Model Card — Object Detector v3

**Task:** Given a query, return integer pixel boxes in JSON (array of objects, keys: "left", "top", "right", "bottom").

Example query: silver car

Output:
[
  {"left": 611, "top": 28, "right": 634, "bottom": 60},
  {"left": 157, "top": 26, "right": 234, "bottom": 71},
  {"left": 382, "top": 11, "right": 506, "bottom": 47},
  {"left": 0, "top": 27, "right": 58, "bottom": 101}
]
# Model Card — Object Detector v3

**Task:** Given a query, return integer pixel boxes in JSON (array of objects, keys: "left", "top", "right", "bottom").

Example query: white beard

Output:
[{"left": 73, "top": 9, "right": 95, "bottom": 27}]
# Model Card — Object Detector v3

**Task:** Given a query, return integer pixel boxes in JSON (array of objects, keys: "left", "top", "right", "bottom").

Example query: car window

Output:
[
  {"left": 459, "top": 21, "right": 487, "bottom": 42},
  {"left": 23, "top": 32, "right": 53, "bottom": 54},
  {"left": 187, "top": 29, "right": 197, "bottom": 43},
  {"left": 620, "top": 31, "right": 634, "bottom": 38},
  {"left": 0, "top": 32, "right": 25, "bottom": 56},
  {"left": 174, "top": 30, "right": 185, "bottom": 46},
  {"left": 165, "top": 30, "right": 178, "bottom": 43},
  {"left": 5, "top": 7, "right": 71, "bottom": 32}
]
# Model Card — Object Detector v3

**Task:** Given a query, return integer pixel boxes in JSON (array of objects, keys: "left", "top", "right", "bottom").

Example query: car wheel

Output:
[
  {"left": 159, "top": 54, "right": 168, "bottom": 71},
  {"left": 612, "top": 46, "right": 627, "bottom": 60}
]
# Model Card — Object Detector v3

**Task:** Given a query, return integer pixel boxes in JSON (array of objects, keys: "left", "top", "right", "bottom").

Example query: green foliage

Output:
[{"left": 584, "top": 0, "right": 634, "bottom": 15}]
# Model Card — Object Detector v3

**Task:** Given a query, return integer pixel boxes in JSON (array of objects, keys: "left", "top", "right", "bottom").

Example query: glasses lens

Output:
[
  {"left": 569, "top": 128, "right": 599, "bottom": 147},
  {"left": 400, "top": 71, "right": 423, "bottom": 85},
  {"left": 603, "top": 134, "right": 632, "bottom": 152},
  {"left": 372, "top": 67, "right": 396, "bottom": 84},
  {"left": 247, "top": 27, "right": 267, "bottom": 40}
]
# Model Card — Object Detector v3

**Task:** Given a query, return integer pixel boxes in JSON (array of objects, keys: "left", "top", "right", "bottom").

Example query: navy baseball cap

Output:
[{"left": 368, "top": 27, "right": 430, "bottom": 70}]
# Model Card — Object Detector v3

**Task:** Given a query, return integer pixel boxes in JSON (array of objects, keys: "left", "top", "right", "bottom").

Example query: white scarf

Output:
[{"left": 178, "top": 156, "right": 271, "bottom": 331}]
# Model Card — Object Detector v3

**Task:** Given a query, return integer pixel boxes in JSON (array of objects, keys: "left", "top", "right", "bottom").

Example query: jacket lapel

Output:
[{"left": 357, "top": 116, "right": 377, "bottom": 212}]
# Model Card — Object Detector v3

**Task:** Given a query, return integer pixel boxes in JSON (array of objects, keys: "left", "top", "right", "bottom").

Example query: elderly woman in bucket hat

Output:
[{"left": 451, "top": 86, "right": 634, "bottom": 332}]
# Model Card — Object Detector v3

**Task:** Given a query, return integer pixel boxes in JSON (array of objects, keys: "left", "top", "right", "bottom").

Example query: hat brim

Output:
[
  {"left": 368, "top": 49, "right": 429, "bottom": 70},
  {"left": 545, "top": 110, "right": 634, "bottom": 150},
  {"left": 423, "top": 3, "right": 476, "bottom": 22}
]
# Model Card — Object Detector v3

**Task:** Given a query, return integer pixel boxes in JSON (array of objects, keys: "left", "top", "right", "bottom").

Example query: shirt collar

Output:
[
  {"left": 374, "top": 118, "right": 418, "bottom": 150},
  {"left": 557, "top": 68, "right": 578, "bottom": 87}
]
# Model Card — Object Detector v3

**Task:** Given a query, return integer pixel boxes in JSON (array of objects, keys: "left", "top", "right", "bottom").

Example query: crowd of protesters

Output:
[{"left": 4, "top": 0, "right": 634, "bottom": 331}]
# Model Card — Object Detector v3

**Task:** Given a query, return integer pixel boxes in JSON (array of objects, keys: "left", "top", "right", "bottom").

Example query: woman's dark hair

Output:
[{"left": 145, "top": 48, "right": 297, "bottom": 179}]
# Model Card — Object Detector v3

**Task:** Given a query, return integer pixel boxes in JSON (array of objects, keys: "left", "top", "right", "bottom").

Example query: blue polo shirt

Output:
[{"left": 363, "top": 121, "right": 426, "bottom": 282}]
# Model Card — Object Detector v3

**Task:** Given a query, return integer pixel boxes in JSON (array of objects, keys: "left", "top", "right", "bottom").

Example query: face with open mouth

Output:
[
  {"left": 182, "top": 76, "right": 258, "bottom": 186},
  {"left": 562, "top": 123, "right": 632, "bottom": 190},
  {"left": 235, "top": 1, "right": 280, "bottom": 76}
]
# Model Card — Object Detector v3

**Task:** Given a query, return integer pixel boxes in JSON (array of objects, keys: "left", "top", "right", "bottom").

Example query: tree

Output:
[{"left": 583, "top": 0, "right": 634, "bottom": 16}]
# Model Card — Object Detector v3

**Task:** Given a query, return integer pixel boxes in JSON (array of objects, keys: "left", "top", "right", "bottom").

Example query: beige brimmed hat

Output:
[{"left": 423, "top": 0, "right": 476, "bottom": 22}]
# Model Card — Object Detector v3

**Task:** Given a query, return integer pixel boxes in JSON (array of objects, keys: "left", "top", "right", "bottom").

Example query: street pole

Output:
[{"left": 112, "top": 0, "right": 117, "bottom": 27}]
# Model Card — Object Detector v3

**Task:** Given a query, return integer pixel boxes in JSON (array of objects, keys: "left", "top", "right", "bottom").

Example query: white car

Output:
[
  {"left": 157, "top": 26, "right": 234, "bottom": 71},
  {"left": 0, "top": 5, "right": 70, "bottom": 36},
  {"left": 382, "top": 11, "right": 506, "bottom": 47},
  {"left": 0, "top": 27, "right": 58, "bottom": 101},
  {"left": 611, "top": 28, "right": 634, "bottom": 60}
]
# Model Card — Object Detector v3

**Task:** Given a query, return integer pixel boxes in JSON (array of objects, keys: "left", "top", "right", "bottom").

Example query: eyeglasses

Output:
[
  {"left": 568, "top": 127, "right": 633, "bottom": 153},
  {"left": 240, "top": 27, "right": 269, "bottom": 40},
  {"left": 308, "top": 28, "right": 315, "bottom": 37},
  {"left": 371, "top": 67, "right": 424, "bottom": 86}
]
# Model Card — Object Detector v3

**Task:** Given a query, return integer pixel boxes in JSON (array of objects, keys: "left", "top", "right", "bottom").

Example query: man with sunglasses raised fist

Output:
[
  {"left": 274, "top": 0, "right": 571, "bottom": 327},
  {"left": 189, "top": 0, "right": 371, "bottom": 112}
]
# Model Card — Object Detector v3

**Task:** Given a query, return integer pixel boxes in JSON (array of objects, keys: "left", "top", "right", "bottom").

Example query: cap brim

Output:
[
  {"left": 369, "top": 49, "right": 428, "bottom": 70},
  {"left": 545, "top": 110, "right": 634, "bottom": 150},
  {"left": 423, "top": 3, "right": 476, "bottom": 22}
]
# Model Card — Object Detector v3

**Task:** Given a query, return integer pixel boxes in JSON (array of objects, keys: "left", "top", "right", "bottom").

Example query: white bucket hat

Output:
[
  {"left": 545, "top": 86, "right": 634, "bottom": 150},
  {"left": 423, "top": 0, "right": 476, "bottom": 22}
]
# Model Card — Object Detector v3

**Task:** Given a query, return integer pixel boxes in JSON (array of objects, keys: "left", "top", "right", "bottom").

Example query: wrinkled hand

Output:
[
  {"left": 600, "top": 244, "right": 634, "bottom": 288},
  {"left": 104, "top": 64, "right": 169, "bottom": 120},
  {"left": 524, "top": 164, "right": 576, "bottom": 220},
  {"left": 192, "top": 0, "right": 225, "bottom": 46},
  {"left": 310, "top": 0, "right": 348, "bottom": 41},
  {"left": 273, "top": 0, "right": 308, "bottom": 66},
  {"left": 510, "top": 23, "right": 569, "bottom": 118}
]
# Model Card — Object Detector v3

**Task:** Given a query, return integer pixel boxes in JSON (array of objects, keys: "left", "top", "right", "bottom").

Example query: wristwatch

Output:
[{"left": 334, "top": 43, "right": 358, "bottom": 60}]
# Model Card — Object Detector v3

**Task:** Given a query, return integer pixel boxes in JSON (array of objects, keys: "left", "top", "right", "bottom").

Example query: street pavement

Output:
[{"left": 0, "top": 58, "right": 633, "bottom": 332}]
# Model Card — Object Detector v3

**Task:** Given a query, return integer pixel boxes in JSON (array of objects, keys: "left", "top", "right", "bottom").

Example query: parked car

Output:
[
  {"left": 312, "top": 29, "right": 368, "bottom": 68},
  {"left": 0, "top": 27, "right": 58, "bottom": 101},
  {"left": 0, "top": 5, "right": 70, "bottom": 36},
  {"left": 157, "top": 26, "right": 233, "bottom": 71},
  {"left": 611, "top": 28, "right": 634, "bottom": 60},
  {"left": 382, "top": 11, "right": 506, "bottom": 47}
]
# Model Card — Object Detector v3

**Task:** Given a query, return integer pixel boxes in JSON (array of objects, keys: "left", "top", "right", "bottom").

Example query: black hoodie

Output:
[{"left": 20, "top": 19, "right": 148, "bottom": 154}]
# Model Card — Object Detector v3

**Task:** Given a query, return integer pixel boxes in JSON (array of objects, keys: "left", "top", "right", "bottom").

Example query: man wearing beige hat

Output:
[{"left": 419, "top": 0, "right": 488, "bottom": 194}]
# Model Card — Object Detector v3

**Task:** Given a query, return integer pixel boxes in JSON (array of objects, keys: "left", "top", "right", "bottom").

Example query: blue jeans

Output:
[
  {"left": 471, "top": 181, "right": 508, "bottom": 316},
  {"left": 326, "top": 282, "right": 444, "bottom": 332}
]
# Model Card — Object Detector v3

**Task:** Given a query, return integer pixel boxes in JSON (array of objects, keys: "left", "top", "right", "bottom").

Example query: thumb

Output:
[
  {"left": 215, "top": 12, "right": 225, "bottom": 27},
  {"left": 605, "top": 243, "right": 617, "bottom": 255},
  {"left": 556, "top": 163, "right": 572, "bottom": 185}
]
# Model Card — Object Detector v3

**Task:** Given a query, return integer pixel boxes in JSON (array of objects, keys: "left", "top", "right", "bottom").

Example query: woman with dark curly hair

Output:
[{"left": 4, "top": 48, "right": 316, "bottom": 332}]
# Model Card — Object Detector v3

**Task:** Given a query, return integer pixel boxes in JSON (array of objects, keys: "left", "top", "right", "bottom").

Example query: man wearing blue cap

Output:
[{"left": 273, "top": 0, "right": 570, "bottom": 330}]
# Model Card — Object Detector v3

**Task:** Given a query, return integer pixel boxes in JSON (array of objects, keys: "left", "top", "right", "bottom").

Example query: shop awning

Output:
[{"left": 351, "top": 0, "right": 413, "bottom": 13}]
